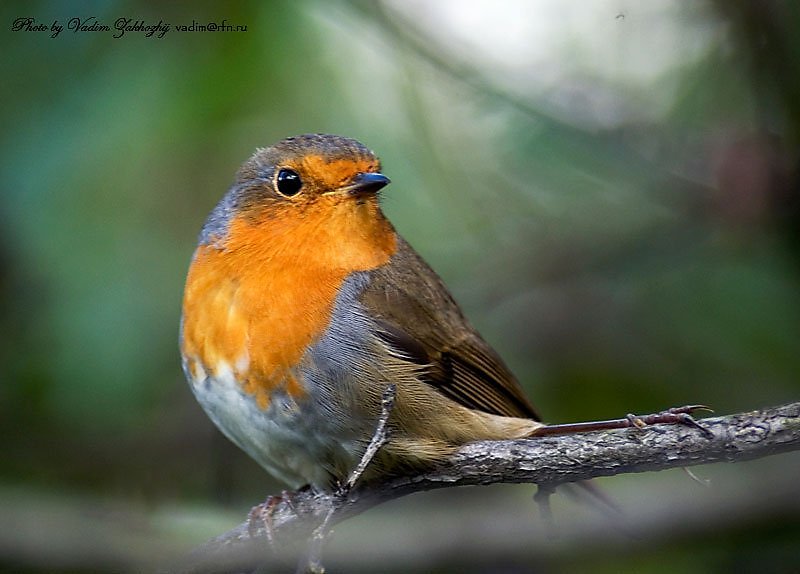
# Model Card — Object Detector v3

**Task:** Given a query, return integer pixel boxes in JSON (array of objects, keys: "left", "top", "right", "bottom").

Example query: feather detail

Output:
[{"left": 360, "top": 237, "right": 540, "bottom": 421}]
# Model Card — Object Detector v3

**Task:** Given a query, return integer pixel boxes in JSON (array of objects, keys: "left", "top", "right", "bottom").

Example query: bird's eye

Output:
[{"left": 275, "top": 168, "right": 302, "bottom": 197}]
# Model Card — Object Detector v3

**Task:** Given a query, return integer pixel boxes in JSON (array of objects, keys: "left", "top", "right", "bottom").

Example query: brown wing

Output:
[{"left": 360, "top": 236, "right": 540, "bottom": 421}]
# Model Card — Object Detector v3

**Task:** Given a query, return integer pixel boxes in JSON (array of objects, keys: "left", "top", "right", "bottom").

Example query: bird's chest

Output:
[
  {"left": 181, "top": 245, "right": 350, "bottom": 406},
  {"left": 180, "top": 249, "right": 377, "bottom": 487}
]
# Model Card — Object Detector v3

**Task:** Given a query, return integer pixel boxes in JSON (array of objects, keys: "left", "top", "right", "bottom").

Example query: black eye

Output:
[{"left": 275, "top": 168, "right": 302, "bottom": 197}]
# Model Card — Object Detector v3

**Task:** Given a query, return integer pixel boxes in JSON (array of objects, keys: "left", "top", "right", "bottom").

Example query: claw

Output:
[
  {"left": 674, "top": 413, "right": 715, "bottom": 439},
  {"left": 247, "top": 489, "right": 299, "bottom": 545},
  {"left": 635, "top": 406, "right": 715, "bottom": 439},
  {"left": 665, "top": 404, "right": 714, "bottom": 415},
  {"left": 626, "top": 413, "right": 648, "bottom": 430}
]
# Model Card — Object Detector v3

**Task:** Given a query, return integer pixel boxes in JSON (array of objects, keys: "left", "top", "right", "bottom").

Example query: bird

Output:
[
  {"left": 180, "top": 133, "right": 546, "bottom": 491},
  {"left": 180, "top": 134, "right": 707, "bottom": 493}
]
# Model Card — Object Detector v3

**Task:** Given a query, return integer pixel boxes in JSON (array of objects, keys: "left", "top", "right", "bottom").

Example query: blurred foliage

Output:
[{"left": 1, "top": 0, "right": 799, "bottom": 572}]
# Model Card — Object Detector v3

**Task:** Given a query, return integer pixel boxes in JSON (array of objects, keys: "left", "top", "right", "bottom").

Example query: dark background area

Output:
[{"left": 2, "top": 1, "right": 799, "bottom": 572}]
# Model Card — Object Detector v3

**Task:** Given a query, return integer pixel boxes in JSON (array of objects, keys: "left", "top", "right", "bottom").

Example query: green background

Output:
[{"left": 2, "top": 1, "right": 799, "bottom": 572}]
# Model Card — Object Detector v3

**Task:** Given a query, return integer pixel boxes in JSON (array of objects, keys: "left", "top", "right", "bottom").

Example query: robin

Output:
[{"left": 180, "top": 134, "right": 707, "bottom": 492}]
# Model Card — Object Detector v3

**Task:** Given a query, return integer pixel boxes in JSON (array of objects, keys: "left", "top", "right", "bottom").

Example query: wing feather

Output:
[{"left": 360, "top": 237, "right": 539, "bottom": 420}]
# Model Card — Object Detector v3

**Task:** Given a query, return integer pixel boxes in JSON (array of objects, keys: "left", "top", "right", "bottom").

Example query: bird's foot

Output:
[
  {"left": 534, "top": 404, "right": 714, "bottom": 438},
  {"left": 247, "top": 488, "right": 303, "bottom": 545}
]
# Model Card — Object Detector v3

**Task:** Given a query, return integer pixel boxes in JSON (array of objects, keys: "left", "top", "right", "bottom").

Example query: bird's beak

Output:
[{"left": 339, "top": 172, "right": 391, "bottom": 197}]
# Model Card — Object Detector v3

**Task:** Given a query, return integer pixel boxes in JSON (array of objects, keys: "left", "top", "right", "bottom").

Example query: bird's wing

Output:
[{"left": 359, "top": 237, "right": 540, "bottom": 420}]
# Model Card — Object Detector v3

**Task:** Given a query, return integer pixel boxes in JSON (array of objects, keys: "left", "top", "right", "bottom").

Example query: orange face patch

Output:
[{"left": 181, "top": 194, "right": 397, "bottom": 409}]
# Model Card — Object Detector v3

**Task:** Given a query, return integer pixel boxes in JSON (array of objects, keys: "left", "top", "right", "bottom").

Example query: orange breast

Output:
[{"left": 181, "top": 196, "right": 397, "bottom": 409}]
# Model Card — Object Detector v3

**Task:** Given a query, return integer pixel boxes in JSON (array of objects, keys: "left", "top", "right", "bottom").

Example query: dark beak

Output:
[{"left": 344, "top": 172, "right": 391, "bottom": 196}]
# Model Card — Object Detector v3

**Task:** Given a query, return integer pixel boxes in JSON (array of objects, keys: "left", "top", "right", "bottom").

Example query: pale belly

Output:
[{"left": 183, "top": 357, "right": 363, "bottom": 490}]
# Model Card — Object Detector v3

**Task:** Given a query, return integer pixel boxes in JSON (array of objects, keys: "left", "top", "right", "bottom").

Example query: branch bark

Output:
[{"left": 176, "top": 401, "right": 800, "bottom": 573}]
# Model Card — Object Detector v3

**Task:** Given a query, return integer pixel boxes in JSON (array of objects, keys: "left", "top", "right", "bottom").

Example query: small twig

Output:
[
  {"left": 533, "top": 484, "right": 558, "bottom": 540},
  {"left": 298, "top": 385, "right": 398, "bottom": 574},
  {"left": 344, "top": 384, "right": 397, "bottom": 491},
  {"left": 683, "top": 466, "right": 712, "bottom": 487}
]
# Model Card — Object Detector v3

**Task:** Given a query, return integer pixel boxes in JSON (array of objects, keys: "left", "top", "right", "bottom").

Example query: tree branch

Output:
[{"left": 176, "top": 401, "right": 800, "bottom": 573}]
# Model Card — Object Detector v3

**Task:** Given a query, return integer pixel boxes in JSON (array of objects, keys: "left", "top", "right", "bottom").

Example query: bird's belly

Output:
[{"left": 183, "top": 356, "right": 360, "bottom": 489}]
